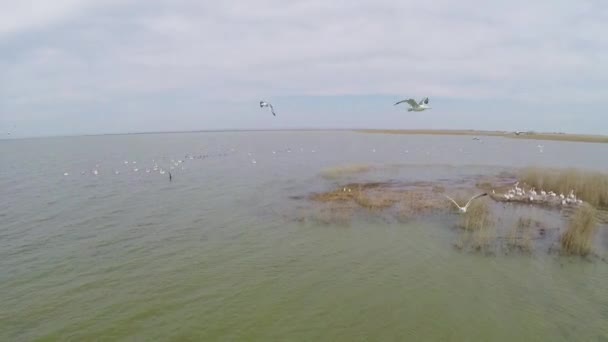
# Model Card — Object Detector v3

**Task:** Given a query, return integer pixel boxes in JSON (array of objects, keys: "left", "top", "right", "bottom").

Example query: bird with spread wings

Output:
[{"left": 394, "top": 97, "right": 431, "bottom": 112}]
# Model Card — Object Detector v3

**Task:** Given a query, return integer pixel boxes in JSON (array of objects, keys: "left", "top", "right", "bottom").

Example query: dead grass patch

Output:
[{"left": 560, "top": 204, "right": 598, "bottom": 256}]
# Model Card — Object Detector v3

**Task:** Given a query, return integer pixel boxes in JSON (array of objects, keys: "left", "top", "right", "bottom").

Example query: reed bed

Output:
[
  {"left": 560, "top": 204, "right": 598, "bottom": 256},
  {"left": 520, "top": 167, "right": 608, "bottom": 208},
  {"left": 455, "top": 200, "right": 496, "bottom": 252}
]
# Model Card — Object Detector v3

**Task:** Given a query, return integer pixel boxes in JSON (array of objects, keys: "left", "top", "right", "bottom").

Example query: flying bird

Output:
[
  {"left": 444, "top": 193, "right": 488, "bottom": 213},
  {"left": 394, "top": 97, "right": 431, "bottom": 112},
  {"left": 260, "top": 101, "right": 276, "bottom": 116}
]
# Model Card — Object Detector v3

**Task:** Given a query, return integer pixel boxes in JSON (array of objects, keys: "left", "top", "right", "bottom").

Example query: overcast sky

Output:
[{"left": 1, "top": 0, "right": 607, "bottom": 137}]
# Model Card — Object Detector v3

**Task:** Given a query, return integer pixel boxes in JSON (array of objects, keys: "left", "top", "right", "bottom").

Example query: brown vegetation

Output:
[
  {"left": 520, "top": 167, "right": 608, "bottom": 208},
  {"left": 454, "top": 200, "right": 495, "bottom": 252},
  {"left": 357, "top": 129, "right": 608, "bottom": 144},
  {"left": 560, "top": 204, "right": 598, "bottom": 256}
]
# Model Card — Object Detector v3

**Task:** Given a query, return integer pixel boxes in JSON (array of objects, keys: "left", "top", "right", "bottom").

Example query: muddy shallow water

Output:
[{"left": 1, "top": 131, "right": 608, "bottom": 340}]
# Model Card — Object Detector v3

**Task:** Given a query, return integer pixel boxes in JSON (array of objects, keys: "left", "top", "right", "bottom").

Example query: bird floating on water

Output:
[
  {"left": 444, "top": 193, "right": 488, "bottom": 213},
  {"left": 260, "top": 101, "right": 276, "bottom": 116},
  {"left": 394, "top": 97, "right": 431, "bottom": 112}
]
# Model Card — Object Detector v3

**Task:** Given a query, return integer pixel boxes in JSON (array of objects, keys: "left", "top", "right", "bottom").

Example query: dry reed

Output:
[
  {"left": 520, "top": 167, "right": 608, "bottom": 208},
  {"left": 560, "top": 204, "right": 598, "bottom": 256},
  {"left": 456, "top": 200, "right": 495, "bottom": 252}
]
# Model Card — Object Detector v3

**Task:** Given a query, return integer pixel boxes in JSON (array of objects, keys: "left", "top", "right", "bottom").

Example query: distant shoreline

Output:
[
  {"left": 3, "top": 129, "right": 608, "bottom": 143},
  {"left": 356, "top": 129, "right": 608, "bottom": 144}
]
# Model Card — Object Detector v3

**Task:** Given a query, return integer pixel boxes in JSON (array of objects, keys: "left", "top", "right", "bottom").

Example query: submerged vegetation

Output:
[
  {"left": 561, "top": 204, "right": 598, "bottom": 256},
  {"left": 520, "top": 167, "right": 608, "bottom": 208},
  {"left": 319, "top": 164, "right": 375, "bottom": 179},
  {"left": 506, "top": 218, "right": 537, "bottom": 253},
  {"left": 293, "top": 166, "right": 608, "bottom": 260}
]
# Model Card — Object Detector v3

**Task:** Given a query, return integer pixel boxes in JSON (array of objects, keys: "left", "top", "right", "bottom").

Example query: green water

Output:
[{"left": 1, "top": 132, "right": 607, "bottom": 341}]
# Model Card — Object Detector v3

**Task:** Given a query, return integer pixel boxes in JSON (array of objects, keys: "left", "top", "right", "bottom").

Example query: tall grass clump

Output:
[
  {"left": 457, "top": 200, "right": 495, "bottom": 252},
  {"left": 520, "top": 167, "right": 608, "bottom": 208},
  {"left": 560, "top": 204, "right": 598, "bottom": 256},
  {"left": 459, "top": 200, "right": 492, "bottom": 231}
]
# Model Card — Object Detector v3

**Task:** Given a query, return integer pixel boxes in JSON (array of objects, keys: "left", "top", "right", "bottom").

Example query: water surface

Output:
[{"left": 1, "top": 131, "right": 607, "bottom": 340}]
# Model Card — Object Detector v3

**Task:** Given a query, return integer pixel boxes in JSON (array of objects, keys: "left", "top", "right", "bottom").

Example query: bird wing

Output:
[
  {"left": 269, "top": 104, "right": 276, "bottom": 116},
  {"left": 444, "top": 194, "right": 462, "bottom": 209},
  {"left": 464, "top": 193, "right": 488, "bottom": 209},
  {"left": 395, "top": 99, "right": 419, "bottom": 108}
]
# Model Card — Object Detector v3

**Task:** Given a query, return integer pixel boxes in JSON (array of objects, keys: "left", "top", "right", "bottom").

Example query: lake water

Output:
[{"left": 1, "top": 131, "right": 608, "bottom": 341}]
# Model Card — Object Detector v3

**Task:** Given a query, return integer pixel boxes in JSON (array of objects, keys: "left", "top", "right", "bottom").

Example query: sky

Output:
[{"left": 1, "top": 0, "right": 607, "bottom": 137}]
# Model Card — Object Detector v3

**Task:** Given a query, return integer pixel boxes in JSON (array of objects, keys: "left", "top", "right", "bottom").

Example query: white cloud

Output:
[
  {"left": 0, "top": 0, "right": 96, "bottom": 36},
  {"left": 1, "top": 0, "right": 607, "bottom": 134}
]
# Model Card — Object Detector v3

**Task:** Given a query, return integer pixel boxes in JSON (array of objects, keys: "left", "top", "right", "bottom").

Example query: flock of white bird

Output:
[
  {"left": 498, "top": 182, "right": 583, "bottom": 206},
  {"left": 63, "top": 159, "right": 187, "bottom": 179}
]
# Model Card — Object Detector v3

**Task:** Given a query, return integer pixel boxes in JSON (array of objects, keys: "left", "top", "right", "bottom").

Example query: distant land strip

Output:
[{"left": 356, "top": 129, "right": 608, "bottom": 144}]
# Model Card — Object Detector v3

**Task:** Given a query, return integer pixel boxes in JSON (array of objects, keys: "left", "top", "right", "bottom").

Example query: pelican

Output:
[
  {"left": 444, "top": 193, "right": 488, "bottom": 213},
  {"left": 260, "top": 101, "right": 276, "bottom": 116},
  {"left": 394, "top": 97, "right": 431, "bottom": 112},
  {"left": 514, "top": 182, "right": 522, "bottom": 192}
]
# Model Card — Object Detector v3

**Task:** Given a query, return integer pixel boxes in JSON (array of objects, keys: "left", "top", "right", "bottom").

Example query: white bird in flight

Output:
[
  {"left": 260, "top": 101, "right": 276, "bottom": 116},
  {"left": 444, "top": 193, "right": 488, "bottom": 213},
  {"left": 394, "top": 97, "right": 431, "bottom": 112}
]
